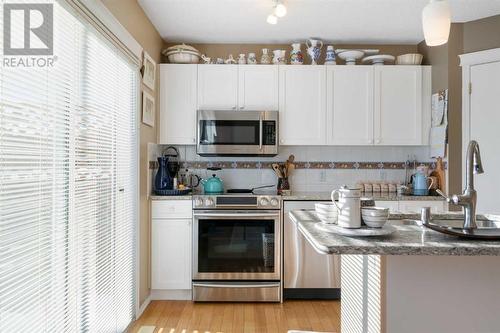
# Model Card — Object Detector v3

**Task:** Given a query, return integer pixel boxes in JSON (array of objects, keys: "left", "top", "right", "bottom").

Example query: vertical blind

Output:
[{"left": 0, "top": 1, "right": 138, "bottom": 332}]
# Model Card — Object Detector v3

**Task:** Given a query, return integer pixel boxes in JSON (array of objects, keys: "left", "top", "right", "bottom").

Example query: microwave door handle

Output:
[{"left": 259, "top": 113, "right": 263, "bottom": 151}]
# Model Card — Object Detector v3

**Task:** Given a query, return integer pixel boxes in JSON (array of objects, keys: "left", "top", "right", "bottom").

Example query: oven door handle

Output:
[
  {"left": 193, "top": 212, "right": 280, "bottom": 218},
  {"left": 259, "top": 113, "right": 263, "bottom": 151},
  {"left": 193, "top": 282, "right": 280, "bottom": 289}
]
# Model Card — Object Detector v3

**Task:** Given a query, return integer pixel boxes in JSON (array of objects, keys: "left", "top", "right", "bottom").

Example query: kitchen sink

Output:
[{"left": 395, "top": 215, "right": 500, "bottom": 239}]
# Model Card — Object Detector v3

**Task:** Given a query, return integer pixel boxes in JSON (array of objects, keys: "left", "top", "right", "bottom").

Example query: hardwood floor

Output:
[{"left": 129, "top": 300, "right": 341, "bottom": 333}]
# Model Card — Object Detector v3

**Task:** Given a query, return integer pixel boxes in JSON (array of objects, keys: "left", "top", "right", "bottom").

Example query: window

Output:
[{"left": 0, "top": 2, "right": 138, "bottom": 332}]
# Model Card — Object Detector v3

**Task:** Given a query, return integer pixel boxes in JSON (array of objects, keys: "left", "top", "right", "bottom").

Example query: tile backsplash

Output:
[{"left": 148, "top": 144, "right": 435, "bottom": 193}]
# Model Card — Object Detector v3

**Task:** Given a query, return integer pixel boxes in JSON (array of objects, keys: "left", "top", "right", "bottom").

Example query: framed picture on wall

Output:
[
  {"left": 142, "top": 91, "right": 155, "bottom": 127},
  {"left": 142, "top": 52, "right": 156, "bottom": 90}
]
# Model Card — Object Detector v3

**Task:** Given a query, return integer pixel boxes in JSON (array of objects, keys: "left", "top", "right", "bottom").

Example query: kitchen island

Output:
[{"left": 290, "top": 210, "right": 500, "bottom": 333}]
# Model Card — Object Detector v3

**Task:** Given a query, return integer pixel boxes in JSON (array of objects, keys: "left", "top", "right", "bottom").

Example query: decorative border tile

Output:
[{"left": 150, "top": 160, "right": 446, "bottom": 170}]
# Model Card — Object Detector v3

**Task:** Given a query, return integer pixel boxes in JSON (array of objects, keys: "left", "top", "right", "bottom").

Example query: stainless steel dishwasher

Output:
[{"left": 283, "top": 201, "right": 341, "bottom": 299}]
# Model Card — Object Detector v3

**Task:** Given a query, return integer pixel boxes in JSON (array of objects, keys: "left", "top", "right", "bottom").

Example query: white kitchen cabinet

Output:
[
  {"left": 238, "top": 65, "right": 278, "bottom": 110},
  {"left": 374, "top": 66, "right": 426, "bottom": 145},
  {"left": 279, "top": 66, "right": 327, "bottom": 145},
  {"left": 398, "top": 200, "right": 446, "bottom": 214},
  {"left": 151, "top": 200, "right": 192, "bottom": 290},
  {"left": 159, "top": 64, "right": 197, "bottom": 145},
  {"left": 327, "top": 66, "right": 374, "bottom": 145},
  {"left": 197, "top": 65, "right": 238, "bottom": 110}
]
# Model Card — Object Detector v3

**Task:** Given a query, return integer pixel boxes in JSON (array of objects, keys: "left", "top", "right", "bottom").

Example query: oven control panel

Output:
[{"left": 193, "top": 195, "right": 281, "bottom": 209}]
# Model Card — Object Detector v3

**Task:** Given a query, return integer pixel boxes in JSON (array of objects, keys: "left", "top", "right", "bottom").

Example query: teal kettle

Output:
[{"left": 201, "top": 174, "right": 224, "bottom": 194}]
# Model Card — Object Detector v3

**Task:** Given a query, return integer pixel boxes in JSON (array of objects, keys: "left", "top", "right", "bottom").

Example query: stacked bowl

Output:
[
  {"left": 361, "top": 207, "right": 389, "bottom": 228},
  {"left": 315, "top": 203, "right": 339, "bottom": 224}
]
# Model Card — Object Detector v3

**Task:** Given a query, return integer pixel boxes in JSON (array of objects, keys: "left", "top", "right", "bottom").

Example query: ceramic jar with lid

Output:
[{"left": 325, "top": 45, "right": 336, "bottom": 65}]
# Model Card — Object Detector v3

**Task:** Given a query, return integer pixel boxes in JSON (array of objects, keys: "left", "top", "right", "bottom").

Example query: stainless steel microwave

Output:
[{"left": 196, "top": 110, "right": 279, "bottom": 156}]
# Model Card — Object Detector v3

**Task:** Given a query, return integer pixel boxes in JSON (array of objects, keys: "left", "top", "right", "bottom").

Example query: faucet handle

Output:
[{"left": 436, "top": 189, "right": 451, "bottom": 202}]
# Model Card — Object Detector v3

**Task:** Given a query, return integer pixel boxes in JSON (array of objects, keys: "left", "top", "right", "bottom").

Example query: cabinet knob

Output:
[
  {"left": 232, "top": 106, "right": 236, "bottom": 110},
  {"left": 368, "top": 139, "right": 373, "bottom": 144},
  {"left": 376, "top": 139, "right": 381, "bottom": 144},
  {"left": 240, "top": 106, "right": 245, "bottom": 109},
  {"left": 280, "top": 139, "right": 284, "bottom": 144},
  {"left": 192, "top": 138, "right": 196, "bottom": 143}
]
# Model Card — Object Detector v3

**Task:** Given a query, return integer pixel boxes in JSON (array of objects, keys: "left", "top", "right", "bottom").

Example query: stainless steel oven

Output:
[
  {"left": 196, "top": 110, "right": 279, "bottom": 156},
  {"left": 192, "top": 195, "right": 281, "bottom": 302}
]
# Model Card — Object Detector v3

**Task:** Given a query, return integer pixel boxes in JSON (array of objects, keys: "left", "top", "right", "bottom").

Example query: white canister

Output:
[{"left": 331, "top": 185, "right": 362, "bottom": 229}]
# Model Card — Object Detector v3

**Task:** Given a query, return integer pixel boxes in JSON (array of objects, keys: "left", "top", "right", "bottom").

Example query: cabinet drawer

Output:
[{"left": 152, "top": 200, "right": 192, "bottom": 219}]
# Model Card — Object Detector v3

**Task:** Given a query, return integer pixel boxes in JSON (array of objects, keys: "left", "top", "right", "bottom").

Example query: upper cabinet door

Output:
[
  {"left": 374, "top": 66, "right": 423, "bottom": 145},
  {"left": 279, "top": 66, "right": 327, "bottom": 145},
  {"left": 327, "top": 66, "right": 374, "bottom": 145},
  {"left": 238, "top": 65, "right": 279, "bottom": 110},
  {"left": 159, "top": 64, "right": 197, "bottom": 145},
  {"left": 197, "top": 65, "right": 238, "bottom": 110}
]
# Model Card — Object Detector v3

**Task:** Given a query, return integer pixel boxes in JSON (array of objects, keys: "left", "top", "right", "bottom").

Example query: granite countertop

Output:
[
  {"left": 289, "top": 210, "right": 500, "bottom": 256},
  {"left": 282, "top": 191, "right": 444, "bottom": 201},
  {"left": 151, "top": 191, "right": 444, "bottom": 201}
]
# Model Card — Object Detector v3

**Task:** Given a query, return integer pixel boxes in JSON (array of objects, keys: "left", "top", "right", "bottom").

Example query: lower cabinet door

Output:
[{"left": 151, "top": 218, "right": 192, "bottom": 290}]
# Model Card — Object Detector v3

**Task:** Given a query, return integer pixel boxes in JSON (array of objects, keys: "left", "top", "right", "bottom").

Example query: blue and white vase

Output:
[
  {"left": 325, "top": 45, "right": 336, "bottom": 65},
  {"left": 306, "top": 38, "right": 323, "bottom": 65}
]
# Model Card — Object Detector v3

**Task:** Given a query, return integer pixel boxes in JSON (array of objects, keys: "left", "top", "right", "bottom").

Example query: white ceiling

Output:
[{"left": 138, "top": 0, "right": 500, "bottom": 44}]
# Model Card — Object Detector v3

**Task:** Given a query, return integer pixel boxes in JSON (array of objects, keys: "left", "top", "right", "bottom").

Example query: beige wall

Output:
[
  {"left": 101, "top": 0, "right": 163, "bottom": 307},
  {"left": 463, "top": 15, "right": 500, "bottom": 53},
  {"left": 418, "top": 15, "right": 500, "bottom": 198},
  {"left": 164, "top": 42, "right": 418, "bottom": 65}
]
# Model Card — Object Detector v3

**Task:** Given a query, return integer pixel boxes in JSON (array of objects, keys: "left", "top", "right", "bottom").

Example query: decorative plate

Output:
[{"left": 361, "top": 55, "right": 396, "bottom": 65}]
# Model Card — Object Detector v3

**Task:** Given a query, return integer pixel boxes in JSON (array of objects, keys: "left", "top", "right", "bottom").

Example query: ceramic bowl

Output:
[
  {"left": 396, "top": 53, "right": 423, "bottom": 65},
  {"left": 315, "top": 203, "right": 338, "bottom": 213},
  {"left": 361, "top": 207, "right": 390, "bottom": 217},
  {"left": 316, "top": 211, "right": 338, "bottom": 224}
]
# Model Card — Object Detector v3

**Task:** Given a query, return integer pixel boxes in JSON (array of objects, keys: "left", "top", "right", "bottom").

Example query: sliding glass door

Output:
[{"left": 0, "top": 2, "right": 138, "bottom": 332}]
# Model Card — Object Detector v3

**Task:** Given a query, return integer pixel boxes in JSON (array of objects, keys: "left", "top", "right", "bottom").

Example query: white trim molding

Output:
[
  {"left": 67, "top": 0, "right": 143, "bottom": 62},
  {"left": 460, "top": 47, "right": 500, "bottom": 185},
  {"left": 136, "top": 295, "right": 151, "bottom": 318},
  {"left": 459, "top": 47, "right": 500, "bottom": 67}
]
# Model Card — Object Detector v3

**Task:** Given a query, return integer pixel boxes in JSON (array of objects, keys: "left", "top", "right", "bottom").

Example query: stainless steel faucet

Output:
[{"left": 437, "top": 140, "right": 484, "bottom": 229}]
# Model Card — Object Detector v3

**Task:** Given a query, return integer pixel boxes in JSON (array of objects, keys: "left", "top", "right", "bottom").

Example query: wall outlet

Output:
[{"left": 319, "top": 170, "right": 327, "bottom": 183}]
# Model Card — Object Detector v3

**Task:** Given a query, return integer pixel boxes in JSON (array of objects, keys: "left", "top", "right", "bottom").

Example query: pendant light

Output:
[
  {"left": 422, "top": 0, "right": 451, "bottom": 46},
  {"left": 267, "top": 14, "right": 278, "bottom": 25},
  {"left": 274, "top": 1, "right": 287, "bottom": 18},
  {"left": 267, "top": 0, "right": 286, "bottom": 24}
]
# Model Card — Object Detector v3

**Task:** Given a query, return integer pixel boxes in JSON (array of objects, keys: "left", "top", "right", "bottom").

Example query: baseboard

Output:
[
  {"left": 150, "top": 289, "right": 192, "bottom": 300},
  {"left": 137, "top": 295, "right": 151, "bottom": 318},
  {"left": 283, "top": 288, "right": 341, "bottom": 300}
]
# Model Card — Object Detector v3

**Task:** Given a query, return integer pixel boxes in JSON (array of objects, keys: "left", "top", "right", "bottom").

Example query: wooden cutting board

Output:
[{"left": 430, "top": 157, "right": 446, "bottom": 192}]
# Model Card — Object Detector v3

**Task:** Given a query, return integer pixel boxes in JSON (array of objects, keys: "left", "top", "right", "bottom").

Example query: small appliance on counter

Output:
[
  {"left": 412, "top": 164, "right": 435, "bottom": 196},
  {"left": 200, "top": 167, "right": 224, "bottom": 194},
  {"left": 154, "top": 146, "right": 191, "bottom": 196}
]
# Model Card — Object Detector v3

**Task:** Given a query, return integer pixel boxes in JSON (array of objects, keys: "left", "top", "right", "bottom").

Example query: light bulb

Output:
[
  {"left": 267, "top": 14, "right": 278, "bottom": 25},
  {"left": 274, "top": 3, "right": 287, "bottom": 18},
  {"left": 422, "top": 0, "right": 451, "bottom": 46}
]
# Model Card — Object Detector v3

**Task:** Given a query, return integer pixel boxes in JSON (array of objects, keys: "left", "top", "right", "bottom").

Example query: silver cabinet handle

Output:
[
  {"left": 194, "top": 212, "right": 279, "bottom": 218},
  {"left": 259, "top": 113, "right": 263, "bottom": 150},
  {"left": 193, "top": 283, "right": 280, "bottom": 289}
]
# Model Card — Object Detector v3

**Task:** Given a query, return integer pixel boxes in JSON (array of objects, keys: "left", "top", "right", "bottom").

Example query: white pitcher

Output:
[{"left": 331, "top": 185, "right": 362, "bottom": 229}]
